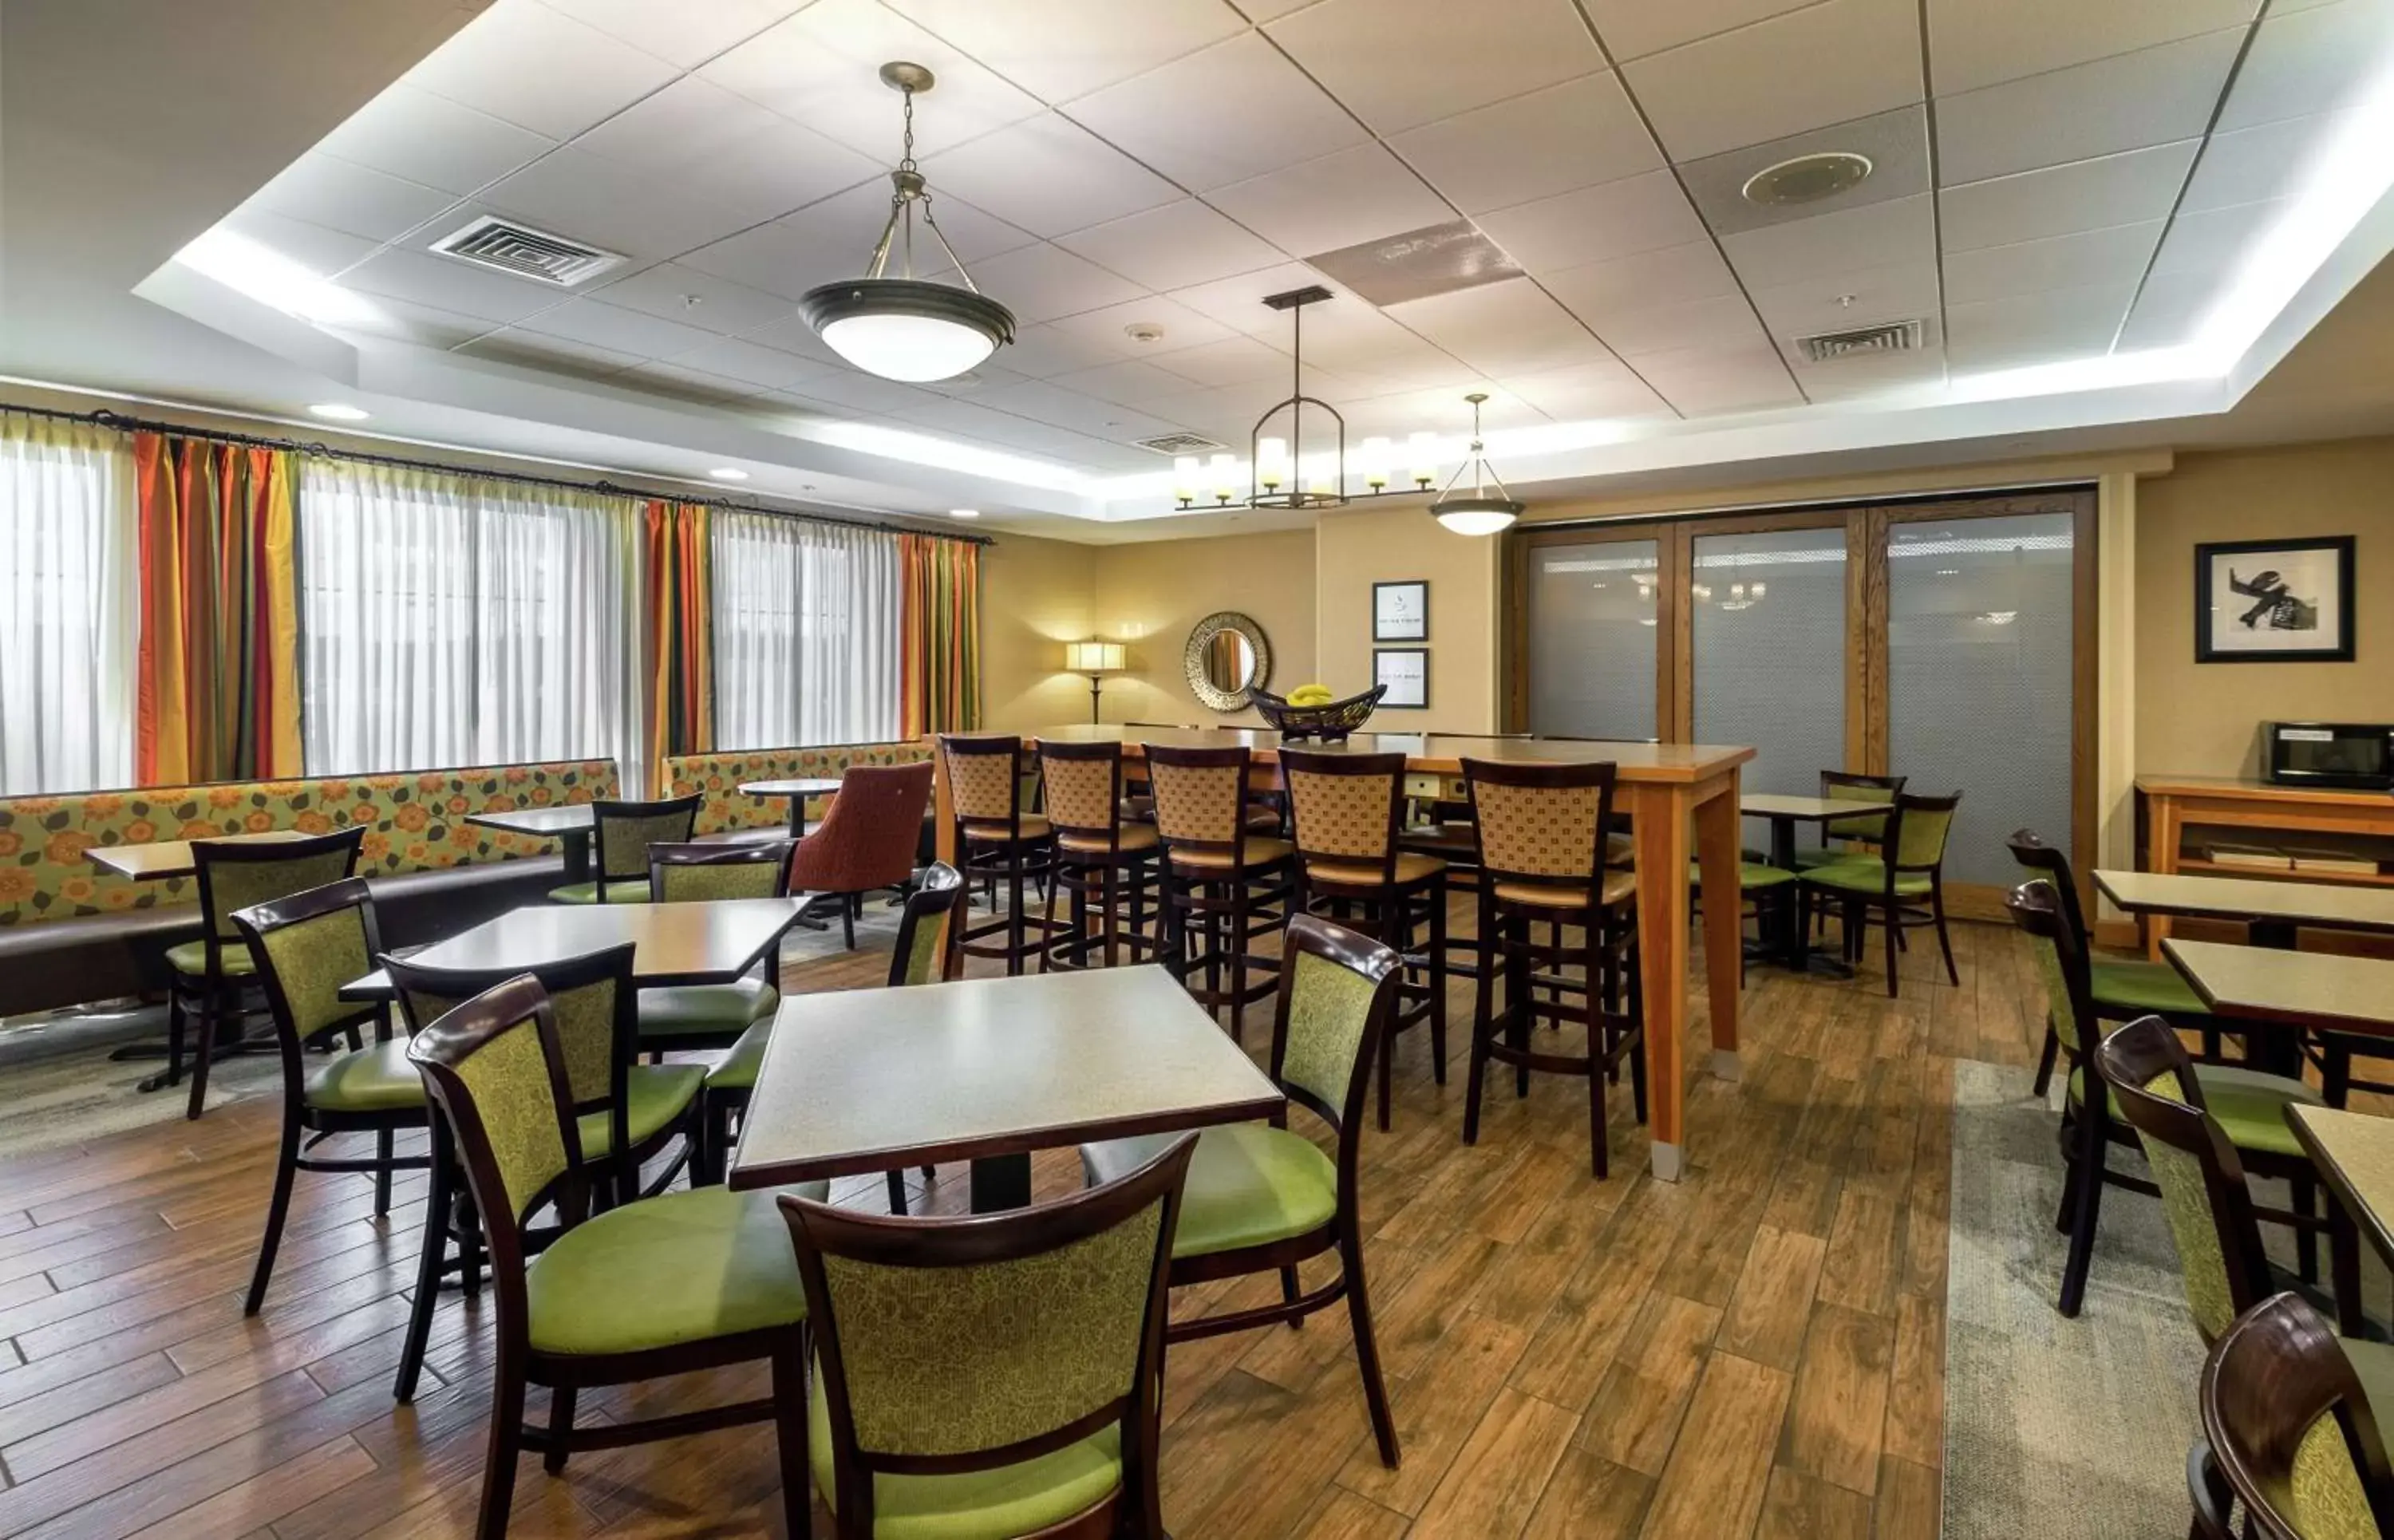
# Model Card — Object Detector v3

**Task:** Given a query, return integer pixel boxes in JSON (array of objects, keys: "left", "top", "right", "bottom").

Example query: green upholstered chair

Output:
[
  {"left": 227, "top": 875, "right": 428, "bottom": 1317},
  {"left": 2010, "top": 887, "right": 2325, "bottom": 1321},
  {"left": 1788, "top": 770, "right": 1906, "bottom": 870},
  {"left": 1689, "top": 858, "right": 1797, "bottom": 988},
  {"left": 779, "top": 1130, "right": 1195, "bottom": 1540},
  {"left": 385, "top": 942, "right": 703, "bottom": 1404},
  {"left": 173, "top": 827, "right": 365, "bottom": 1120},
  {"left": 2191, "top": 1293, "right": 2394, "bottom": 1540},
  {"left": 633, "top": 839, "right": 795, "bottom": 1057},
  {"left": 2009, "top": 827, "right": 2236, "bottom": 1099},
  {"left": 701, "top": 863, "right": 966, "bottom": 1214},
  {"left": 1080, "top": 913, "right": 1405, "bottom": 1471},
  {"left": 407, "top": 972, "right": 820, "bottom": 1540},
  {"left": 1798, "top": 789, "right": 1961, "bottom": 998},
  {"left": 547, "top": 793, "right": 701, "bottom": 904}
]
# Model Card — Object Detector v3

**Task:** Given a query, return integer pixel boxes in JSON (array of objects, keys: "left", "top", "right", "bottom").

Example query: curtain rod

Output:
[{"left": 1, "top": 400, "right": 996, "bottom": 547}]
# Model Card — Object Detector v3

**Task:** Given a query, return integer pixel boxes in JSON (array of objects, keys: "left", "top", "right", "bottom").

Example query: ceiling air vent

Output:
[
  {"left": 1133, "top": 432, "right": 1227, "bottom": 456},
  {"left": 429, "top": 216, "right": 625, "bottom": 287},
  {"left": 1795, "top": 319, "right": 1923, "bottom": 363}
]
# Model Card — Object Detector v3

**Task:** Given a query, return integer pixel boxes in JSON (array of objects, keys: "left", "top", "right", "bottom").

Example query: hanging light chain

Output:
[{"left": 859, "top": 82, "right": 982, "bottom": 294}]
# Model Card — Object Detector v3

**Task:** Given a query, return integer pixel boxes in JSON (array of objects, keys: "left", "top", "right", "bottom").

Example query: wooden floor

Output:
[{"left": 0, "top": 903, "right": 2043, "bottom": 1538}]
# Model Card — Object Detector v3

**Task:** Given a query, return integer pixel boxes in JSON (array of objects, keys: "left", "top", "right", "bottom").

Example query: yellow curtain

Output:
[
  {"left": 643, "top": 500, "right": 713, "bottom": 771},
  {"left": 133, "top": 433, "right": 301, "bottom": 784},
  {"left": 900, "top": 533, "right": 980, "bottom": 736}
]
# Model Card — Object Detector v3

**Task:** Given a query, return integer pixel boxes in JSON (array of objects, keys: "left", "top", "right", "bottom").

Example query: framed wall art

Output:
[
  {"left": 1373, "top": 580, "right": 1428, "bottom": 642},
  {"left": 2195, "top": 535, "right": 2355, "bottom": 663},
  {"left": 1373, "top": 647, "right": 1428, "bottom": 709}
]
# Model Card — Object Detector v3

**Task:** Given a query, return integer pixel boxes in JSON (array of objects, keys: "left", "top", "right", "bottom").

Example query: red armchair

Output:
[{"left": 786, "top": 761, "right": 935, "bottom": 949}]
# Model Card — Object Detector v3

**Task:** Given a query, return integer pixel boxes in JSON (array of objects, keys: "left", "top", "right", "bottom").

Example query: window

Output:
[
  {"left": 1691, "top": 524, "right": 1847, "bottom": 797},
  {"left": 713, "top": 513, "right": 899, "bottom": 750},
  {"left": 1524, "top": 536, "right": 1661, "bottom": 740},
  {"left": 0, "top": 415, "right": 136, "bottom": 794},
  {"left": 298, "top": 461, "right": 643, "bottom": 787}
]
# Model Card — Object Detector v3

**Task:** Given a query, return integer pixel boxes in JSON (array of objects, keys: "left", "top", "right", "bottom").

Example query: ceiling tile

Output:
[
  {"left": 662, "top": 334, "right": 839, "bottom": 389},
  {"left": 1632, "top": 342, "right": 1805, "bottom": 413},
  {"left": 250, "top": 152, "right": 458, "bottom": 243},
  {"left": 1053, "top": 200, "right": 1287, "bottom": 291},
  {"left": 571, "top": 77, "right": 883, "bottom": 225},
  {"left": 516, "top": 297, "right": 724, "bottom": 358},
  {"left": 539, "top": 0, "right": 811, "bottom": 69},
  {"left": 1384, "top": 278, "right": 1618, "bottom": 375},
  {"left": 954, "top": 243, "right": 1148, "bottom": 322},
  {"left": 890, "top": 0, "right": 1247, "bottom": 101},
  {"left": 314, "top": 84, "right": 557, "bottom": 198},
  {"left": 1206, "top": 144, "right": 1454, "bottom": 258},
  {"left": 1744, "top": 257, "right": 1942, "bottom": 338},
  {"left": 1065, "top": 33, "right": 1369, "bottom": 192},
  {"left": 456, "top": 330, "right": 642, "bottom": 377},
  {"left": 999, "top": 322, "right": 1147, "bottom": 377},
  {"left": 678, "top": 182, "right": 1035, "bottom": 300},
  {"left": 1933, "top": 29, "right": 2244, "bottom": 184},
  {"left": 1041, "top": 294, "right": 1240, "bottom": 358},
  {"left": 1677, "top": 106, "right": 1928, "bottom": 237},
  {"left": 1049, "top": 357, "right": 1219, "bottom": 404},
  {"left": 479, "top": 149, "right": 770, "bottom": 263},
  {"left": 1266, "top": 0, "right": 1604, "bottom": 135},
  {"left": 338, "top": 248, "right": 563, "bottom": 326},
  {"left": 1503, "top": 360, "right": 1673, "bottom": 419},
  {"left": 402, "top": 2, "right": 681, "bottom": 140},
  {"left": 616, "top": 361, "right": 769, "bottom": 405},
  {"left": 1140, "top": 334, "right": 1291, "bottom": 387},
  {"left": 218, "top": 209, "right": 381, "bottom": 278},
  {"left": 1544, "top": 240, "right": 1740, "bottom": 328},
  {"left": 1388, "top": 73, "right": 1662, "bottom": 216},
  {"left": 329, "top": 294, "right": 495, "bottom": 349},
  {"left": 1344, "top": 384, "right": 1548, "bottom": 438},
  {"left": 1581, "top": 0, "right": 1819, "bottom": 64},
  {"left": 1718, "top": 191, "right": 1936, "bottom": 286},
  {"left": 1473, "top": 169, "right": 1709, "bottom": 274},
  {"left": 2181, "top": 114, "right": 2335, "bottom": 212},
  {"left": 2215, "top": 0, "right": 2394, "bottom": 132},
  {"left": 973, "top": 380, "right": 1179, "bottom": 439},
  {"left": 772, "top": 373, "right": 942, "bottom": 414},
  {"left": 2150, "top": 199, "right": 2285, "bottom": 277},
  {"left": 1165, "top": 262, "right": 1333, "bottom": 333},
  {"left": 1788, "top": 346, "right": 1947, "bottom": 400},
  {"left": 1943, "top": 282, "right": 2134, "bottom": 369},
  {"left": 1938, "top": 140, "right": 2198, "bottom": 252},
  {"left": 1625, "top": 0, "right": 1924, "bottom": 162},
  {"left": 701, "top": 0, "right": 1045, "bottom": 159},
  {"left": 1926, "top": 0, "right": 2260, "bottom": 96},
  {"left": 2115, "top": 268, "right": 2216, "bottom": 350},
  {"left": 921, "top": 113, "right": 1180, "bottom": 239},
  {"left": 1942, "top": 220, "right": 2163, "bottom": 306},
  {"left": 593, "top": 262, "right": 798, "bottom": 334},
  {"left": 1589, "top": 294, "right": 1770, "bottom": 357}
]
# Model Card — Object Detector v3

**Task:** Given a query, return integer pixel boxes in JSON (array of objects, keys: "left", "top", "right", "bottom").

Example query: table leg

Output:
[
  {"left": 2331, "top": 1195, "right": 2365, "bottom": 1338},
  {"left": 1696, "top": 774, "right": 1744, "bottom": 1088},
  {"left": 933, "top": 748, "right": 958, "bottom": 974},
  {"left": 1634, "top": 785, "right": 1693, "bottom": 1180},
  {"left": 788, "top": 801, "right": 809, "bottom": 840},
  {"left": 970, "top": 1153, "right": 1032, "bottom": 1211},
  {"left": 559, "top": 830, "right": 591, "bottom": 885}
]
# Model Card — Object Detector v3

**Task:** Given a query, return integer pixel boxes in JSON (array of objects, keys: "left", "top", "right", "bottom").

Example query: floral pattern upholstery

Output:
[
  {"left": 0, "top": 759, "right": 618, "bottom": 927},
  {"left": 662, "top": 741, "right": 930, "bottom": 835}
]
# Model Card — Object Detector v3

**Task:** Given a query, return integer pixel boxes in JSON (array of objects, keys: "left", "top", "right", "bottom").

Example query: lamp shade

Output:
[{"left": 1065, "top": 641, "right": 1127, "bottom": 673}]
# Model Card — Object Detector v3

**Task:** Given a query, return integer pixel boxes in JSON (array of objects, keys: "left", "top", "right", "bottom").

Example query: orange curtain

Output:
[
  {"left": 899, "top": 533, "right": 980, "bottom": 736},
  {"left": 643, "top": 500, "right": 713, "bottom": 772},
  {"left": 133, "top": 433, "right": 302, "bottom": 784}
]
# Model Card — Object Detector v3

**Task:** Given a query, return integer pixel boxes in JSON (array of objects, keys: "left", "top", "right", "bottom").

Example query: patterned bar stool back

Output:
[
  {"left": 1145, "top": 745, "right": 1250, "bottom": 859},
  {"left": 1465, "top": 760, "right": 1621, "bottom": 900},
  {"left": 939, "top": 736, "right": 1032, "bottom": 838},
  {"left": 1282, "top": 751, "right": 1406, "bottom": 884},
  {"left": 1039, "top": 741, "right": 1126, "bottom": 849}
]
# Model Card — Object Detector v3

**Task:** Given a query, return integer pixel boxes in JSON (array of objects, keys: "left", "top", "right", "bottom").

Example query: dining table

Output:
[
  {"left": 737, "top": 777, "right": 844, "bottom": 838},
  {"left": 2286, "top": 1103, "right": 2394, "bottom": 1336},
  {"left": 934, "top": 726, "right": 1756, "bottom": 1182},
  {"left": 338, "top": 896, "right": 808, "bottom": 1000},
  {"left": 86, "top": 828, "right": 314, "bottom": 880},
  {"left": 2095, "top": 868, "right": 2394, "bottom": 956},
  {"left": 727, "top": 965, "right": 1285, "bottom": 1210},
  {"left": 464, "top": 804, "right": 598, "bottom": 883},
  {"left": 1738, "top": 792, "right": 1894, "bottom": 973}
]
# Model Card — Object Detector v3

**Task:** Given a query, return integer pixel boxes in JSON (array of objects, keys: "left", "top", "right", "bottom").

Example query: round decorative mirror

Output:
[{"left": 1183, "top": 611, "right": 1272, "bottom": 712}]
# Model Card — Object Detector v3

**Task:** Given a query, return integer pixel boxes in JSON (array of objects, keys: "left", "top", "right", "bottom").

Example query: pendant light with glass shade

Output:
[
  {"left": 1428, "top": 393, "right": 1524, "bottom": 535},
  {"left": 798, "top": 63, "right": 1015, "bottom": 383}
]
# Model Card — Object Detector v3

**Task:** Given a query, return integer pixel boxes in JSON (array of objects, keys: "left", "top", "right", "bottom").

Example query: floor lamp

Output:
[{"left": 1065, "top": 642, "right": 1125, "bottom": 724}]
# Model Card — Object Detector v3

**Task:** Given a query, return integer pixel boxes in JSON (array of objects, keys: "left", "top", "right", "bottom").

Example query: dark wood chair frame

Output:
[
  {"left": 1460, "top": 759, "right": 1646, "bottom": 1179},
  {"left": 2009, "top": 886, "right": 2324, "bottom": 1320},
  {"left": 1035, "top": 740, "right": 1162, "bottom": 973},
  {"left": 780, "top": 1133, "right": 1198, "bottom": 1539},
  {"left": 1796, "top": 790, "right": 1962, "bottom": 999},
  {"left": 635, "top": 838, "right": 797, "bottom": 1056},
  {"left": 2190, "top": 1293, "right": 2394, "bottom": 1540},
  {"left": 1141, "top": 913, "right": 1405, "bottom": 1471},
  {"left": 228, "top": 875, "right": 430, "bottom": 1317},
  {"left": 410, "top": 973, "right": 809, "bottom": 1540},
  {"left": 175, "top": 826, "right": 367, "bottom": 1119},
  {"left": 941, "top": 735, "right": 1065, "bottom": 977},
  {"left": 1144, "top": 743, "right": 1294, "bottom": 1045},
  {"left": 580, "top": 793, "right": 704, "bottom": 900},
  {"left": 1281, "top": 748, "right": 1448, "bottom": 1130}
]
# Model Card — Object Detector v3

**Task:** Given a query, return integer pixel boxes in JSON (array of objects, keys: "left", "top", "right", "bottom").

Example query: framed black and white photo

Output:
[
  {"left": 1374, "top": 647, "right": 1428, "bottom": 709},
  {"left": 1373, "top": 580, "right": 1428, "bottom": 642},
  {"left": 2196, "top": 536, "right": 2355, "bottom": 663}
]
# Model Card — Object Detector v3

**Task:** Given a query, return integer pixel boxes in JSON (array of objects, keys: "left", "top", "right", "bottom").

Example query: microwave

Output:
[{"left": 2265, "top": 722, "right": 2394, "bottom": 791}]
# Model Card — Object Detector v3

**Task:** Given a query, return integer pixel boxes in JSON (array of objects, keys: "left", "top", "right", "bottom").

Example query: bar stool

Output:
[
  {"left": 1036, "top": 740, "right": 1160, "bottom": 970},
  {"left": 1460, "top": 758, "right": 1646, "bottom": 1178},
  {"left": 1146, "top": 742, "right": 1294, "bottom": 1044},
  {"left": 938, "top": 734, "right": 1059, "bottom": 976},
  {"left": 1281, "top": 748, "right": 1447, "bottom": 1128},
  {"left": 547, "top": 793, "right": 701, "bottom": 904}
]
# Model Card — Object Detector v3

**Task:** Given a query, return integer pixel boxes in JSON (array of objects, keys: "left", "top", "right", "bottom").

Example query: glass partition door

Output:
[
  {"left": 1524, "top": 535, "right": 1663, "bottom": 741},
  {"left": 1690, "top": 523, "right": 1848, "bottom": 798}
]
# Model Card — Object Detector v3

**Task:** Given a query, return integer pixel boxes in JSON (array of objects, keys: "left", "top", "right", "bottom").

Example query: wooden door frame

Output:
[{"left": 1671, "top": 508, "right": 1858, "bottom": 760}]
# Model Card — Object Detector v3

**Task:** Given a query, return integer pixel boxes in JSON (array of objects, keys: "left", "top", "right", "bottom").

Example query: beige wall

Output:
[
  {"left": 2134, "top": 438, "right": 2394, "bottom": 779},
  {"left": 1315, "top": 504, "right": 1504, "bottom": 732},
  {"left": 976, "top": 533, "right": 1096, "bottom": 732},
  {"left": 1089, "top": 529, "right": 1316, "bottom": 726}
]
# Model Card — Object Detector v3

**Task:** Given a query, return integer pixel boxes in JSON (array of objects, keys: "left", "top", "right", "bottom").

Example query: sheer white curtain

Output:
[
  {"left": 0, "top": 414, "right": 136, "bottom": 794},
  {"left": 299, "top": 461, "right": 645, "bottom": 788},
  {"left": 713, "top": 513, "right": 899, "bottom": 749}
]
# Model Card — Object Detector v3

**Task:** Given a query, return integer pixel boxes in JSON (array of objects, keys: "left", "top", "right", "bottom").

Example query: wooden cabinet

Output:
[{"left": 2135, "top": 775, "right": 2394, "bottom": 956}]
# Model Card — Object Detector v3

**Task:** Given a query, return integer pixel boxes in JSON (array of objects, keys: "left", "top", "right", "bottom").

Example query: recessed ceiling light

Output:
[
  {"left": 307, "top": 402, "right": 369, "bottom": 421},
  {"left": 708, "top": 468, "right": 749, "bottom": 481},
  {"left": 1742, "top": 152, "right": 1873, "bottom": 207},
  {"left": 948, "top": 508, "right": 980, "bottom": 519}
]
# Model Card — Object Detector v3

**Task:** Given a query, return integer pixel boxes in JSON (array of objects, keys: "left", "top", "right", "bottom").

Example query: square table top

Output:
[
  {"left": 2287, "top": 1104, "right": 2394, "bottom": 1270},
  {"left": 1017, "top": 725, "right": 1754, "bottom": 784},
  {"left": 87, "top": 829, "right": 314, "bottom": 881},
  {"left": 2163, "top": 938, "right": 2394, "bottom": 1034},
  {"left": 727, "top": 965, "right": 1285, "bottom": 1189},
  {"left": 340, "top": 897, "right": 805, "bottom": 998},
  {"left": 463, "top": 804, "right": 593, "bottom": 837},
  {"left": 738, "top": 778, "right": 843, "bottom": 798},
  {"left": 1739, "top": 793, "right": 1894, "bottom": 823},
  {"left": 2094, "top": 869, "right": 2394, "bottom": 934}
]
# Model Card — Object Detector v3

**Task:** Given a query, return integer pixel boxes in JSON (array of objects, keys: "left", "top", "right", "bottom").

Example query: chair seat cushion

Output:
[
  {"left": 1168, "top": 836, "right": 1294, "bottom": 871},
  {"left": 302, "top": 1037, "right": 425, "bottom": 1113},
  {"left": 577, "top": 1063, "right": 705, "bottom": 1159},
  {"left": 1057, "top": 823, "right": 1161, "bottom": 855},
  {"left": 1245, "top": 803, "right": 1282, "bottom": 833},
  {"left": 1689, "top": 861, "right": 1797, "bottom": 890},
  {"left": 547, "top": 879, "right": 654, "bottom": 905},
  {"left": 638, "top": 978, "right": 779, "bottom": 1039},
  {"left": 1791, "top": 846, "right": 1859, "bottom": 870},
  {"left": 527, "top": 1183, "right": 824, "bottom": 1356},
  {"left": 1305, "top": 851, "right": 1447, "bottom": 888},
  {"left": 164, "top": 938, "right": 256, "bottom": 977},
  {"left": 809, "top": 1360, "right": 1123, "bottom": 1539},
  {"left": 2068, "top": 1063, "right": 2324, "bottom": 1159},
  {"left": 1491, "top": 870, "right": 1637, "bottom": 910},
  {"left": 963, "top": 815, "right": 1049, "bottom": 843},
  {"left": 1081, "top": 1123, "right": 1337, "bottom": 1260},
  {"left": 1801, "top": 858, "right": 1931, "bottom": 897},
  {"left": 707, "top": 1020, "right": 772, "bottom": 1093},
  {"left": 2090, "top": 958, "right": 2210, "bottom": 1018}
]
